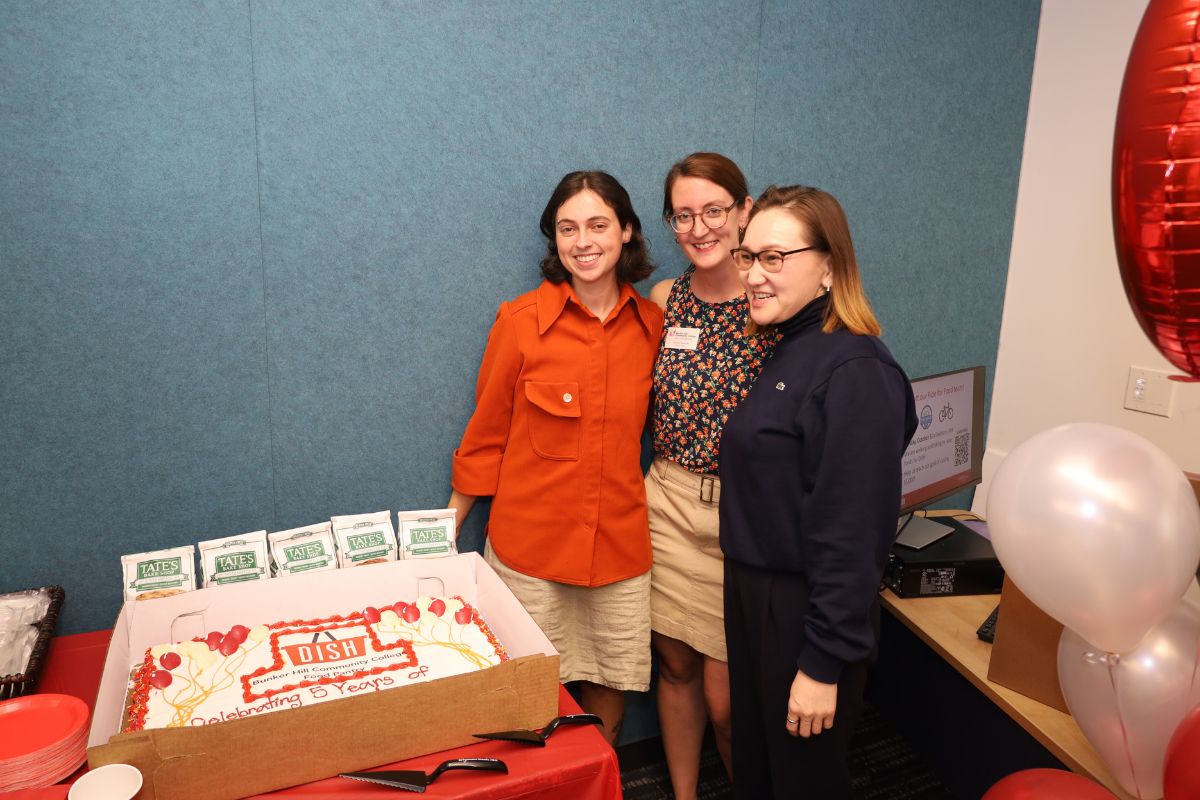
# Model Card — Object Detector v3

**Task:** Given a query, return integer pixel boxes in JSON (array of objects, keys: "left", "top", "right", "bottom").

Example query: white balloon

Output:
[
  {"left": 987, "top": 423, "right": 1200, "bottom": 654},
  {"left": 1057, "top": 597, "right": 1200, "bottom": 800}
]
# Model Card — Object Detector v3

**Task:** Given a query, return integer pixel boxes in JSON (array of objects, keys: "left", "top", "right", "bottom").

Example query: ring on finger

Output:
[{"left": 786, "top": 716, "right": 799, "bottom": 724}]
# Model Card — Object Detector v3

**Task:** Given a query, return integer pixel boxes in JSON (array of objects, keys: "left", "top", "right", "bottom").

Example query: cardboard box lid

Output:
[{"left": 89, "top": 654, "right": 559, "bottom": 800}]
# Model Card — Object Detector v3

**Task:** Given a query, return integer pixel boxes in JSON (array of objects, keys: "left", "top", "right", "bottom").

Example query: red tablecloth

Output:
[{"left": 4, "top": 630, "right": 620, "bottom": 800}]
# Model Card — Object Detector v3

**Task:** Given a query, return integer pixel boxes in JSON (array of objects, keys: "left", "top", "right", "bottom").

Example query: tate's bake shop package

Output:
[
  {"left": 267, "top": 522, "right": 337, "bottom": 577},
  {"left": 121, "top": 546, "right": 197, "bottom": 602},
  {"left": 198, "top": 531, "right": 271, "bottom": 587},
  {"left": 396, "top": 508, "right": 458, "bottom": 559},
  {"left": 330, "top": 510, "right": 397, "bottom": 566},
  {"left": 87, "top": 553, "right": 558, "bottom": 800}
]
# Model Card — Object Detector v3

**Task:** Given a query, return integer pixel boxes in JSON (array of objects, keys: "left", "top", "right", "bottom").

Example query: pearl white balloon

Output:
[
  {"left": 1058, "top": 596, "right": 1200, "bottom": 800},
  {"left": 987, "top": 423, "right": 1200, "bottom": 654}
]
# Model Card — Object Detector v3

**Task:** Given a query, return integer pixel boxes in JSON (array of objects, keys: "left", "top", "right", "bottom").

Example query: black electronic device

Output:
[
  {"left": 884, "top": 518, "right": 1004, "bottom": 597},
  {"left": 976, "top": 604, "right": 1000, "bottom": 643},
  {"left": 895, "top": 366, "right": 986, "bottom": 549}
]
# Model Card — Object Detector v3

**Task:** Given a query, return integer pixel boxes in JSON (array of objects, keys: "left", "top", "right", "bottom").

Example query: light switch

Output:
[{"left": 1123, "top": 366, "right": 1174, "bottom": 417}]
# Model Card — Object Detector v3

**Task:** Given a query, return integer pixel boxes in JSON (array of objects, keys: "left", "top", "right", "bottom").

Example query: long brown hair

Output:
[
  {"left": 538, "top": 171, "right": 653, "bottom": 284},
  {"left": 744, "top": 185, "right": 881, "bottom": 337},
  {"left": 662, "top": 152, "right": 750, "bottom": 220}
]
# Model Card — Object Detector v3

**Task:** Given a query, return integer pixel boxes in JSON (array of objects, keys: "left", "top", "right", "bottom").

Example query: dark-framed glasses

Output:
[
  {"left": 730, "top": 245, "right": 821, "bottom": 272},
  {"left": 665, "top": 201, "right": 739, "bottom": 234}
]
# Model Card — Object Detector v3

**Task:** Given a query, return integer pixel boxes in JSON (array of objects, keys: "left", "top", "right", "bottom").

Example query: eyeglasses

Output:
[
  {"left": 730, "top": 245, "right": 821, "bottom": 272},
  {"left": 664, "top": 201, "right": 739, "bottom": 234}
]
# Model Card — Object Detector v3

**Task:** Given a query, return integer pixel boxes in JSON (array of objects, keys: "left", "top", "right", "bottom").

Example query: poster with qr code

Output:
[{"left": 900, "top": 369, "right": 977, "bottom": 508}]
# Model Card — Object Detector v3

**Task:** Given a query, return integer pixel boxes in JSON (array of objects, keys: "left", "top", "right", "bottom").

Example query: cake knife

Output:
[
  {"left": 472, "top": 713, "right": 602, "bottom": 746},
  {"left": 340, "top": 758, "right": 507, "bottom": 792}
]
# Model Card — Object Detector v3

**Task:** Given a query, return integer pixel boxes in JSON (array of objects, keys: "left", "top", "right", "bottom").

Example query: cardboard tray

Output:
[{"left": 87, "top": 552, "right": 559, "bottom": 800}]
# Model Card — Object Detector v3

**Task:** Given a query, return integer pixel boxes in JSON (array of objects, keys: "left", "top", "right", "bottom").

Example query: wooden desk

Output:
[{"left": 880, "top": 589, "right": 1133, "bottom": 799}]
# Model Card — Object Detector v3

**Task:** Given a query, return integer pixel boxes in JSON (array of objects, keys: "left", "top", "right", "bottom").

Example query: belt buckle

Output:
[{"left": 699, "top": 475, "right": 716, "bottom": 504}]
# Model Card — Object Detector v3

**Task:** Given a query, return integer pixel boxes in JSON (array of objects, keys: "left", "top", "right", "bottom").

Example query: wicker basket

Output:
[{"left": 0, "top": 585, "right": 65, "bottom": 700}]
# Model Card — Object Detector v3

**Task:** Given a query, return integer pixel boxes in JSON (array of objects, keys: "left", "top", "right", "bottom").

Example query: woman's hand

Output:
[
  {"left": 786, "top": 669, "right": 837, "bottom": 738},
  {"left": 447, "top": 490, "right": 476, "bottom": 535}
]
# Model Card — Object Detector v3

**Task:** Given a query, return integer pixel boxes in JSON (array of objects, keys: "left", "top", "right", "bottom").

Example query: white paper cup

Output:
[{"left": 68, "top": 763, "right": 143, "bottom": 800}]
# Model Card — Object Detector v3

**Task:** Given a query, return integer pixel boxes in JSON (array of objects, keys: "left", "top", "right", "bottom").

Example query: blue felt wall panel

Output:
[
  {"left": 248, "top": 0, "right": 758, "bottom": 542},
  {"left": 1, "top": 1, "right": 273, "bottom": 614},
  {"left": 2, "top": 0, "right": 1040, "bottom": 650},
  {"left": 753, "top": 0, "right": 1040, "bottom": 385}
]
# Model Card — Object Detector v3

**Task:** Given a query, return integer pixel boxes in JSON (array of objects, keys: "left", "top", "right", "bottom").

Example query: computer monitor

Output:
[{"left": 894, "top": 365, "right": 986, "bottom": 548}]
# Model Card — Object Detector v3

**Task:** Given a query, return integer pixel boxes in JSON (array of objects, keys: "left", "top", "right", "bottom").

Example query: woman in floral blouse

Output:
[{"left": 645, "top": 152, "right": 779, "bottom": 797}]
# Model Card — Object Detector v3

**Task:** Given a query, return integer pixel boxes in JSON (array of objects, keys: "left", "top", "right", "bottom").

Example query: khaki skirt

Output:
[
  {"left": 484, "top": 541, "right": 650, "bottom": 691},
  {"left": 646, "top": 457, "right": 728, "bottom": 661}
]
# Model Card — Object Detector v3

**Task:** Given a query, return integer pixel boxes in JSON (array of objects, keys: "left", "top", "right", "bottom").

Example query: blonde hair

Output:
[{"left": 743, "top": 185, "right": 881, "bottom": 338}]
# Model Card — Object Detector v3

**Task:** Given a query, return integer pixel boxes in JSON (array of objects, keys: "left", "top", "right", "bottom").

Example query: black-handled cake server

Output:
[
  {"left": 472, "top": 713, "right": 602, "bottom": 746},
  {"left": 340, "top": 757, "right": 508, "bottom": 792}
]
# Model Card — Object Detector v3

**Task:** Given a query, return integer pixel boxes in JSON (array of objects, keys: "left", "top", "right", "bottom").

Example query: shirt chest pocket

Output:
[{"left": 524, "top": 380, "right": 581, "bottom": 461}]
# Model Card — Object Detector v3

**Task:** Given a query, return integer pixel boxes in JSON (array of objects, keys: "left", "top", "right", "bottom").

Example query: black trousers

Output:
[{"left": 724, "top": 559, "right": 869, "bottom": 799}]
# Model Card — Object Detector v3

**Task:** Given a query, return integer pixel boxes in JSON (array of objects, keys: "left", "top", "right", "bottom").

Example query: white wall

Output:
[{"left": 975, "top": 0, "right": 1200, "bottom": 513}]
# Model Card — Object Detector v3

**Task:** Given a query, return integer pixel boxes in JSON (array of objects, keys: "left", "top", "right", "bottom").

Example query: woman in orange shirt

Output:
[{"left": 449, "top": 171, "right": 663, "bottom": 744}]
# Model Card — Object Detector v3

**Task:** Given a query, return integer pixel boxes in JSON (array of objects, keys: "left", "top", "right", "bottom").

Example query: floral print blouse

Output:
[{"left": 652, "top": 267, "right": 781, "bottom": 475}]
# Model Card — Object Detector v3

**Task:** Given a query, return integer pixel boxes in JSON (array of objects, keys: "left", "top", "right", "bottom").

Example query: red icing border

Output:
[
  {"left": 466, "top": 601, "right": 510, "bottom": 663},
  {"left": 123, "top": 595, "right": 509, "bottom": 733},
  {"left": 125, "top": 649, "right": 156, "bottom": 732}
]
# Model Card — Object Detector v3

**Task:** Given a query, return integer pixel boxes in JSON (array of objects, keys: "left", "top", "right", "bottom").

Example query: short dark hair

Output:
[
  {"left": 662, "top": 152, "right": 750, "bottom": 220},
  {"left": 538, "top": 171, "right": 654, "bottom": 284}
]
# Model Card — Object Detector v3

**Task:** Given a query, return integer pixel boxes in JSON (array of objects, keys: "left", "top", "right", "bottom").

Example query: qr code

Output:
[{"left": 954, "top": 431, "right": 970, "bottom": 466}]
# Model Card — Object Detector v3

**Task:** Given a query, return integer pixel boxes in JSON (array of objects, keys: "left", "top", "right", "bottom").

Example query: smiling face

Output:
[
  {"left": 669, "top": 176, "right": 751, "bottom": 273},
  {"left": 553, "top": 189, "right": 632, "bottom": 288},
  {"left": 738, "top": 207, "right": 832, "bottom": 327}
]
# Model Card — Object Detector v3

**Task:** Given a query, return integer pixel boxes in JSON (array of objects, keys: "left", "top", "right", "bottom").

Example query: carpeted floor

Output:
[{"left": 619, "top": 704, "right": 954, "bottom": 799}]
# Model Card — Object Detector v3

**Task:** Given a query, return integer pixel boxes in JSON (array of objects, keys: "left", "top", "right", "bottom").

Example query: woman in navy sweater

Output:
[{"left": 719, "top": 185, "right": 917, "bottom": 798}]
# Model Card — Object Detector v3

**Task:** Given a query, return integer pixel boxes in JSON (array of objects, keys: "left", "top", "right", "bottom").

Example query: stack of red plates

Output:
[{"left": 0, "top": 694, "right": 90, "bottom": 790}]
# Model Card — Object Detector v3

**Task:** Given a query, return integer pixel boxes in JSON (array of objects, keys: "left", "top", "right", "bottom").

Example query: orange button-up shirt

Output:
[{"left": 452, "top": 278, "right": 664, "bottom": 587}]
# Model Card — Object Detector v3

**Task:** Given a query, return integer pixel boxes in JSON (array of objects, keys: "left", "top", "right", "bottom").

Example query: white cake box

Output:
[{"left": 86, "top": 552, "right": 559, "bottom": 800}]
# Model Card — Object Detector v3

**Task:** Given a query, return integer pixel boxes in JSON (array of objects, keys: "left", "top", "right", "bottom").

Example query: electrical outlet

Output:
[{"left": 1123, "top": 366, "right": 1174, "bottom": 417}]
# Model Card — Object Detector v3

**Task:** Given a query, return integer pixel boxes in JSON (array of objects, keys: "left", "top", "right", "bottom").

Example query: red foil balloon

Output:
[
  {"left": 1113, "top": 0, "right": 1200, "bottom": 380},
  {"left": 982, "top": 769, "right": 1117, "bottom": 800},
  {"left": 1164, "top": 705, "right": 1200, "bottom": 800}
]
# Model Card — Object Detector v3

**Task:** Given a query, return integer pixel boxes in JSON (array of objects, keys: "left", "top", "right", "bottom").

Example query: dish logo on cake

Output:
[{"left": 281, "top": 631, "right": 369, "bottom": 666}]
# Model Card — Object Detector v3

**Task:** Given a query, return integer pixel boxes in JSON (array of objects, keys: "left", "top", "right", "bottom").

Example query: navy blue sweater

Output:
[{"left": 719, "top": 295, "right": 917, "bottom": 683}]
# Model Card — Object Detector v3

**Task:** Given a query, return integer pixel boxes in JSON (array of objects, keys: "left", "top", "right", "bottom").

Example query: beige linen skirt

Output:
[
  {"left": 483, "top": 541, "right": 650, "bottom": 691},
  {"left": 647, "top": 457, "right": 728, "bottom": 661}
]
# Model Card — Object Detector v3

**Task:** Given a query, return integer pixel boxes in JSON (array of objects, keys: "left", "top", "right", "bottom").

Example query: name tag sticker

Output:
[{"left": 664, "top": 327, "right": 701, "bottom": 350}]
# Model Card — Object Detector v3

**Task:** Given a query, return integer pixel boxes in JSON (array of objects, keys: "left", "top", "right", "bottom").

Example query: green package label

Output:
[
  {"left": 346, "top": 531, "right": 386, "bottom": 551},
  {"left": 281, "top": 554, "right": 332, "bottom": 572},
  {"left": 138, "top": 557, "right": 181, "bottom": 580},
  {"left": 132, "top": 577, "right": 186, "bottom": 591},
  {"left": 410, "top": 526, "right": 446, "bottom": 545},
  {"left": 411, "top": 544, "right": 452, "bottom": 556},
  {"left": 283, "top": 541, "right": 327, "bottom": 564},
  {"left": 215, "top": 552, "right": 258, "bottom": 574},
  {"left": 350, "top": 548, "right": 388, "bottom": 563},
  {"left": 131, "top": 556, "right": 189, "bottom": 590}
]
